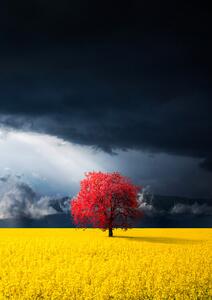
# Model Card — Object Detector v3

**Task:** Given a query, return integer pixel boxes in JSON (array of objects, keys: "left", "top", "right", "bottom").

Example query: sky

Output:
[{"left": 0, "top": 1, "right": 212, "bottom": 224}]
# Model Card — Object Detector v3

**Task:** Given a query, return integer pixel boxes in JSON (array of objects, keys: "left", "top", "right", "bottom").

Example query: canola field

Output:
[{"left": 0, "top": 229, "right": 211, "bottom": 300}]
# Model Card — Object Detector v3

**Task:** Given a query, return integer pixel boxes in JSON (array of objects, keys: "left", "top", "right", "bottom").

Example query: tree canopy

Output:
[{"left": 71, "top": 172, "right": 142, "bottom": 236}]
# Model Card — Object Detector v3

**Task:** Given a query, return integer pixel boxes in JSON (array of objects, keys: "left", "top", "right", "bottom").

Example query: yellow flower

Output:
[{"left": 0, "top": 228, "right": 211, "bottom": 299}]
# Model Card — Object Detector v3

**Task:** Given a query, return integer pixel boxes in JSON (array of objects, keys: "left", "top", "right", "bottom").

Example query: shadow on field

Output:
[{"left": 113, "top": 236, "right": 202, "bottom": 244}]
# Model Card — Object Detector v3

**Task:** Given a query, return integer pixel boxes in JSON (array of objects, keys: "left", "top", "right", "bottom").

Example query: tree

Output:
[{"left": 71, "top": 171, "right": 142, "bottom": 237}]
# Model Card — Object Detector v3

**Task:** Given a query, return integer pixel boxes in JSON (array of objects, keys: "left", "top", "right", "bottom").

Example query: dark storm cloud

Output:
[
  {"left": 0, "top": 1, "right": 212, "bottom": 168},
  {"left": 199, "top": 158, "right": 212, "bottom": 172}
]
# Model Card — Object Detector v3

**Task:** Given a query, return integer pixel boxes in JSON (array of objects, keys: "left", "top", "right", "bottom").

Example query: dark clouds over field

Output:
[{"left": 0, "top": 0, "right": 212, "bottom": 206}]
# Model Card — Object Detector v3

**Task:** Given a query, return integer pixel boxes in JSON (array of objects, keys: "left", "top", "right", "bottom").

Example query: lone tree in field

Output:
[{"left": 71, "top": 172, "right": 142, "bottom": 237}]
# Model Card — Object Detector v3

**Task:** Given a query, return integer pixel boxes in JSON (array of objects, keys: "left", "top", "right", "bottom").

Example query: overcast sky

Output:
[{"left": 0, "top": 0, "right": 212, "bottom": 199}]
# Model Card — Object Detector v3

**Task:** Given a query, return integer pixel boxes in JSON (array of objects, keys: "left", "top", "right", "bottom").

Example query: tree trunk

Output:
[{"left": 108, "top": 227, "right": 113, "bottom": 237}]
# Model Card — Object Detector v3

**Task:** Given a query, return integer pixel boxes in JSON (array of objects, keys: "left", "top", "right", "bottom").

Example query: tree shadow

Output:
[{"left": 113, "top": 236, "right": 202, "bottom": 244}]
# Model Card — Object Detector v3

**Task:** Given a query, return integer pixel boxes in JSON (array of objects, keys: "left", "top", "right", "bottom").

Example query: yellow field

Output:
[{"left": 0, "top": 229, "right": 211, "bottom": 300}]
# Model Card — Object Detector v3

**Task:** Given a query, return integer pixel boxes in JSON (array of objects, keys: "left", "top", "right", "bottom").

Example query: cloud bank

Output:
[
  {"left": 170, "top": 202, "right": 212, "bottom": 216},
  {"left": 0, "top": 175, "right": 57, "bottom": 219},
  {"left": 138, "top": 188, "right": 212, "bottom": 217}
]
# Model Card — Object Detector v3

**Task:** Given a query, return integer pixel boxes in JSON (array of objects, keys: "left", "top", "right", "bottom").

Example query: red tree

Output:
[{"left": 71, "top": 172, "right": 142, "bottom": 237}]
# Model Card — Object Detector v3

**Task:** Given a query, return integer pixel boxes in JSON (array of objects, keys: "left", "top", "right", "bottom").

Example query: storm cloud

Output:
[
  {"left": 0, "top": 0, "right": 212, "bottom": 200},
  {"left": 0, "top": 43, "right": 211, "bottom": 168}
]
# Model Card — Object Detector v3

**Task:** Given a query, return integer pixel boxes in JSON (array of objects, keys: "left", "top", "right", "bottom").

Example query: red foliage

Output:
[{"left": 71, "top": 172, "right": 142, "bottom": 235}]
